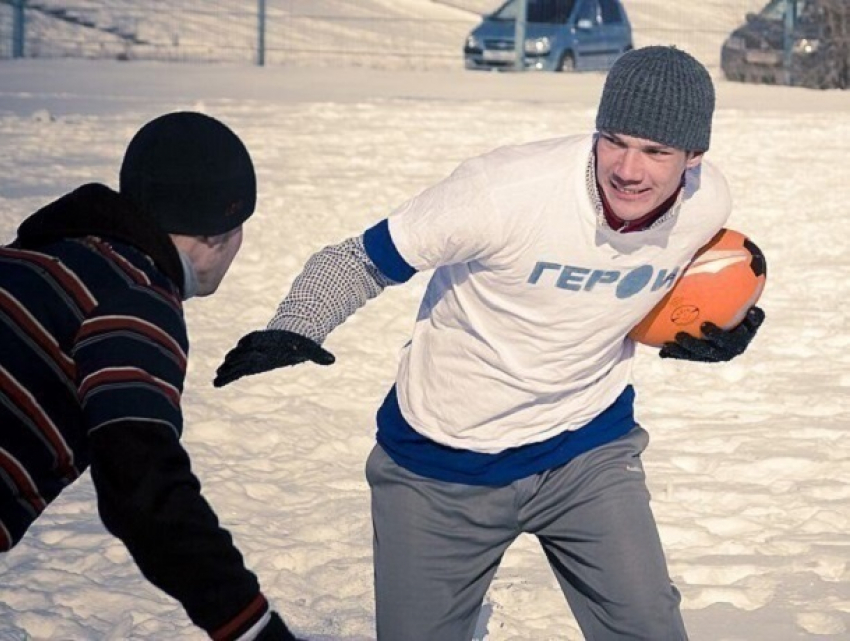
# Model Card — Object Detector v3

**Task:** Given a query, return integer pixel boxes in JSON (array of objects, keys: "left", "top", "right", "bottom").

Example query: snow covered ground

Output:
[{"left": 1, "top": 5, "right": 849, "bottom": 640}]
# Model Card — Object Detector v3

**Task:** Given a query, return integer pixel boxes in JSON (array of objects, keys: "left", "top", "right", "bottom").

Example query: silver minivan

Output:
[{"left": 463, "top": 0, "right": 633, "bottom": 72}]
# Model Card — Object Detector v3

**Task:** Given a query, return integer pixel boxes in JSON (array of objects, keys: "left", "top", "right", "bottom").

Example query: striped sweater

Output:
[{"left": 0, "top": 184, "right": 284, "bottom": 640}]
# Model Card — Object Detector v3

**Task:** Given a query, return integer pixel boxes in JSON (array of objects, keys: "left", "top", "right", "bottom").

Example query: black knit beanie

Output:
[
  {"left": 119, "top": 111, "right": 256, "bottom": 236},
  {"left": 596, "top": 46, "right": 715, "bottom": 152}
]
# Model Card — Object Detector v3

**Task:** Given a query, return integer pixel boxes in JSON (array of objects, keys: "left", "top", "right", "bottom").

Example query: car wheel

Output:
[{"left": 557, "top": 52, "right": 575, "bottom": 72}]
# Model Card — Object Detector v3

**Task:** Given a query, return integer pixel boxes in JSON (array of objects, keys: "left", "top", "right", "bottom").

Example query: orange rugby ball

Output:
[{"left": 629, "top": 228, "right": 767, "bottom": 348}]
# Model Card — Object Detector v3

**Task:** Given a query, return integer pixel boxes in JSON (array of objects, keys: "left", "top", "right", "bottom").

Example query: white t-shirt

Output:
[{"left": 386, "top": 134, "right": 731, "bottom": 453}]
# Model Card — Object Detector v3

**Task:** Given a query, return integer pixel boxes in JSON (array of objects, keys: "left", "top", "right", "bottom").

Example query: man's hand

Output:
[
  {"left": 659, "top": 306, "right": 765, "bottom": 363},
  {"left": 214, "top": 329, "right": 335, "bottom": 387}
]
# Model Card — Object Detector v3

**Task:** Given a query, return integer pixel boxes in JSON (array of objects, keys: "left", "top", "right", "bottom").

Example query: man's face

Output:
[
  {"left": 196, "top": 225, "right": 243, "bottom": 297},
  {"left": 169, "top": 225, "right": 244, "bottom": 298},
  {"left": 595, "top": 132, "right": 703, "bottom": 221}
]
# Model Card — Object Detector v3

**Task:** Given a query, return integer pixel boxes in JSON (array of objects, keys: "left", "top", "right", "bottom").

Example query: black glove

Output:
[
  {"left": 214, "top": 329, "right": 335, "bottom": 388},
  {"left": 659, "top": 306, "right": 765, "bottom": 363},
  {"left": 255, "top": 611, "right": 304, "bottom": 641}
]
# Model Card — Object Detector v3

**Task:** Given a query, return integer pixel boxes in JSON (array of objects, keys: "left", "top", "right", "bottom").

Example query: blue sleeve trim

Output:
[{"left": 363, "top": 219, "right": 416, "bottom": 284}]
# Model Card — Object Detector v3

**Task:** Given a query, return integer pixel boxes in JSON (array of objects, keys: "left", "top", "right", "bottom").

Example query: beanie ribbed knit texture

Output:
[
  {"left": 120, "top": 111, "right": 256, "bottom": 236},
  {"left": 596, "top": 46, "right": 715, "bottom": 152}
]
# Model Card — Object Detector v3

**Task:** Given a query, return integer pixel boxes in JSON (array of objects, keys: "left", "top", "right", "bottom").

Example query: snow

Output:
[{"left": 1, "top": 2, "right": 849, "bottom": 640}]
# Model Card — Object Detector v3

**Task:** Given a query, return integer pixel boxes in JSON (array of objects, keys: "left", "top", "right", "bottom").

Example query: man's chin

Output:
[{"left": 610, "top": 205, "right": 651, "bottom": 222}]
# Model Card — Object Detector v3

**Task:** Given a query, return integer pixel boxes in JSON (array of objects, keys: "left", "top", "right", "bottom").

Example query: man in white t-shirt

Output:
[{"left": 215, "top": 47, "right": 764, "bottom": 640}]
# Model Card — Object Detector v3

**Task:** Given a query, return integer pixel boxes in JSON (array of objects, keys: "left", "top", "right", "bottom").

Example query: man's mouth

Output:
[{"left": 612, "top": 182, "right": 648, "bottom": 196}]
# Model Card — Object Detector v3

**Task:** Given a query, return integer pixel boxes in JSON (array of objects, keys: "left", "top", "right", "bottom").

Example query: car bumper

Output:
[
  {"left": 722, "top": 46, "right": 827, "bottom": 86},
  {"left": 464, "top": 51, "right": 557, "bottom": 72}
]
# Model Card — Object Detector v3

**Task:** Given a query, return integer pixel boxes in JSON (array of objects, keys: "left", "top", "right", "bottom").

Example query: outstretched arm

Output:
[
  {"left": 215, "top": 235, "right": 398, "bottom": 387},
  {"left": 78, "top": 289, "right": 301, "bottom": 640},
  {"left": 91, "top": 423, "right": 301, "bottom": 640}
]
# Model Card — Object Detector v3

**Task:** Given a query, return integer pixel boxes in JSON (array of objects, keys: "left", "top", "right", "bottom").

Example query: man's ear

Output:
[{"left": 686, "top": 151, "right": 704, "bottom": 169}]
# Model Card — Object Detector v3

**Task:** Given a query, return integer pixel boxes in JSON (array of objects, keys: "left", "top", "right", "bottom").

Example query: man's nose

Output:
[{"left": 615, "top": 149, "right": 644, "bottom": 182}]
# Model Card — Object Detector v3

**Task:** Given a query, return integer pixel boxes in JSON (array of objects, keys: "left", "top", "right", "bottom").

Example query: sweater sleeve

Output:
[
  {"left": 267, "top": 234, "right": 399, "bottom": 343},
  {"left": 77, "top": 287, "right": 275, "bottom": 639},
  {"left": 89, "top": 421, "right": 271, "bottom": 639}
]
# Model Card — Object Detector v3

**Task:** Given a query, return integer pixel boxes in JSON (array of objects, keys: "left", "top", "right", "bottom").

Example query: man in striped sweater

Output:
[{"left": 0, "top": 112, "right": 301, "bottom": 640}]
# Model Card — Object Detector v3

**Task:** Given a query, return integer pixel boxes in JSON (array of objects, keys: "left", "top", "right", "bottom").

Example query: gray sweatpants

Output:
[{"left": 366, "top": 427, "right": 687, "bottom": 641}]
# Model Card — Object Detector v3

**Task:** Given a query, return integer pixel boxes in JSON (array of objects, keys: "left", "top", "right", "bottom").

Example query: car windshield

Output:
[
  {"left": 759, "top": 0, "right": 811, "bottom": 21},
  {"left": 490, "top": 0, "right": 577, "bottom": 24}
]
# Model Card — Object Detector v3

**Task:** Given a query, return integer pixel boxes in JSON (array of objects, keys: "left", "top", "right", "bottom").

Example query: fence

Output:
[
  {"left": 0, "top": 3, "right": 11, "bottom": 59},
  {"left": 0, "top": 0, "right": 758, "bottom": 70}
]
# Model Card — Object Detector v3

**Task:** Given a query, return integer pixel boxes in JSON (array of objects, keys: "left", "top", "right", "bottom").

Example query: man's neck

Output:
[{"left": 598, "top": 181, "right": 682, "bottom": 233}]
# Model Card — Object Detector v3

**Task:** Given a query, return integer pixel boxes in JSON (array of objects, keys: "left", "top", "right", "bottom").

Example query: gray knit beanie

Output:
[{"left": 596, "top": 46, "right": 715, "bottom": 152}]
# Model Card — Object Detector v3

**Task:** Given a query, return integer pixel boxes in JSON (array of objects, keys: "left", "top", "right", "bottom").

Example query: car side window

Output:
[
  {"left": 576, "top": 0, "right": 601, "bottom": 26},
  {"left": 598, "top": 0, "right": 623, "bottom": 24},
  {"left": 528, "top": 0, "right": 576, "bottom": 24}
]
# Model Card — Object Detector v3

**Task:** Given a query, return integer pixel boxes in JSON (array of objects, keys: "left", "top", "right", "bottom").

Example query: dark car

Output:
[
  {"left": 463, "top": 0, "right": 632, "bottom": 72},
  {"left": 721, "top": 0, "right": 846, "bottom": 88}
]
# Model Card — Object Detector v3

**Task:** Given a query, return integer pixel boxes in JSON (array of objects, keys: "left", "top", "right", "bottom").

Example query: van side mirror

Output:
[{"left": 576, "top": 18, "right": 593, "bottom": 30}]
